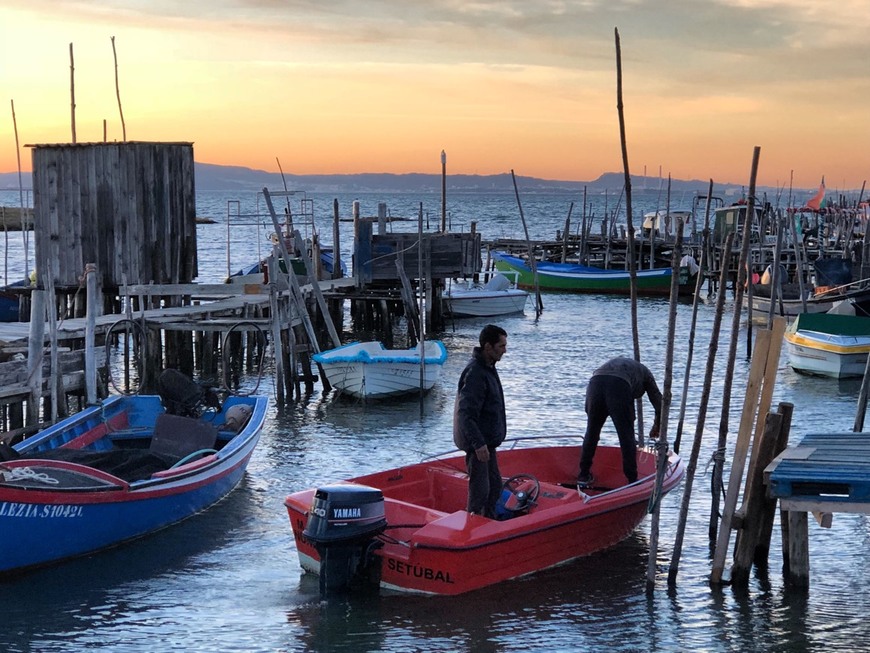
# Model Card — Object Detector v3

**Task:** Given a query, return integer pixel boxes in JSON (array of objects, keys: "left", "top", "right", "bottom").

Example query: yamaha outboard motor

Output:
[{"left": 303, "top": 484, "right": 387, "bottom": 594}]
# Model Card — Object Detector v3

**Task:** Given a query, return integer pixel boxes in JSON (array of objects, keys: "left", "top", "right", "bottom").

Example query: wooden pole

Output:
[
  {"left": 84, "top": 263, "right": 98, "bottom": 404},
  {"left": 69, "top": 43, "right": 76, "bottom": 143},
  {"left": 709, "top": 146, "right": 761, "bottom": 546},
  {"left": 854, "top": 346, "right": 870, "bottom": 431},
  {"left": 440, "top": 150, "right": 447, "bottom": 233},
  {"left": 646, "top": 220, "right": 683, "bottom": 592},
  {"left": 765, "top": 210, "right": 785, "bottom": 328},
  {"left": 614, "top": 28, "right": 643, "bottom": 444},
  {"left": 511, "top": 170, "right": 543, "bottom": 317},
  {"left": 268, "top": 285, "right": 285, "bottom": 405},
  {"left": 332, "top": 199, "right": 342, "bottom": 280},
  {"left": 668, "top": 231, "right": 735, "bottom": 585},
  {"left": 11, "top": 99, "right": 29, "bottom": 280},
  {"left": 673, "top": 183, "right": 714, "bottom": 454},
  {"left": 111, "top": 36, "right": 127, "bottom": 141},
  {"left": 418, "top": 204, "right": 425, "bottom": 405},
  {"left": 26, "top": 290, "right": 46, "bottom": 426},
  {"left": 262, "top": 189, "right": 325, "bottom": 349},
  {"left": 561, "top": 202, "right": 573, "bottom": 263}
]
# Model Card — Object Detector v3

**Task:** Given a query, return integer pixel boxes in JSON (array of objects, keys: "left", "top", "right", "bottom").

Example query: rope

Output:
[
  {"left": 220, "top": 321, "right": 268, "bottom": 395},
  {"left": 647, "top": 436, "right": 671, "bottom": 514},
  {"left": 56, "top": 264, "right": 94, "bottom": 328},
  {"left": 0, "top": 466, "right": 59, "bottom": 485},
  {"left": 104, "top": 318, "right": 147, "bottom": 395}
]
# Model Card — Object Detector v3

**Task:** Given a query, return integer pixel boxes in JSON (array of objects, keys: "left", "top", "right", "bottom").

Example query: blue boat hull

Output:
[{"left": 0, "top": 393, "right": 268, "bottom": 576}]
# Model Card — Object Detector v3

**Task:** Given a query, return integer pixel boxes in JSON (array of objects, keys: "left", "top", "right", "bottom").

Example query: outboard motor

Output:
[
  {"left": 303, "top": 484, "right": 387, "bottom": 594},
  {"left": 157, "top": 369, "right": 220, "bottom": 417}
]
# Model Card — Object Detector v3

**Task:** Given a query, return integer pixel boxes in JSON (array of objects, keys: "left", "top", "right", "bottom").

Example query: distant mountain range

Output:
[{"left": 0, "top": 162, "right": 793, "bottom": 197}]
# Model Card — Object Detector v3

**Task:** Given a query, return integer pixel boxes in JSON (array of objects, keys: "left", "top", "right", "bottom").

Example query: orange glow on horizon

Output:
[{"left": 2, "top": 2, "right": 869, "bottom": 190}]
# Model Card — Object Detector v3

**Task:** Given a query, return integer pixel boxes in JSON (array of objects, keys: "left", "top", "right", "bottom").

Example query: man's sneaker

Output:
[{"left": 577, "top": 473, "right": 595, "bottom": 489}]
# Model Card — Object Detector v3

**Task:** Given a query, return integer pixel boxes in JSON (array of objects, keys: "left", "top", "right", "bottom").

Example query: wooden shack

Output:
[{"left": 29, "top": 141, "right": 198, "bottom": 300}]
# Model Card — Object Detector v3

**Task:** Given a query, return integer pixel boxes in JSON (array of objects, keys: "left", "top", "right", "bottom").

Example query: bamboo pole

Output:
[
  {"left": 709, "top": 146, "right": 761, "bottom": 545},
  {"left": 111, "top": 36, "right": 127, "bottom": 141}
]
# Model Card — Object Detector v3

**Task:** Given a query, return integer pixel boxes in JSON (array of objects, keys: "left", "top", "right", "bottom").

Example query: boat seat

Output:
[{"left": 149, "top": 413, "right": 218, "bottom": 461}]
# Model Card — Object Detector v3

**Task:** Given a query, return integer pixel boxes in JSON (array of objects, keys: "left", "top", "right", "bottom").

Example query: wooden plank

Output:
[{"left": 710, "top": 327, "right": 773, "bottom": 584}]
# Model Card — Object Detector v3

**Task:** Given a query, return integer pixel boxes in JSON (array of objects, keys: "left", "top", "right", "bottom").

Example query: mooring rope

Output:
[{"left": 0, "top": 466, "right": 59, "bottom": 485}]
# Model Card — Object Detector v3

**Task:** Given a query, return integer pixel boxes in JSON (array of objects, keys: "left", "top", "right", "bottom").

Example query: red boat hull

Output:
[{"left": 285, "top": 444, "right": 684, "bottom": 595}]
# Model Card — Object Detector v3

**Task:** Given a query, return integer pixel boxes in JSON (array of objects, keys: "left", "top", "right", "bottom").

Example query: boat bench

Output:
[{"left": 425, "top": 467, "right": 471, "bottom": 513}]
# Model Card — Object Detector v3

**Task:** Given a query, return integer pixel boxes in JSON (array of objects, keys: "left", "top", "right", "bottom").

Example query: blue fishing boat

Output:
[
  {"left": 313, "top": 340, "right": 448, "bottom": 399},
  {"left": 0, "top": 374, "right": 269, "bottom": 576}
]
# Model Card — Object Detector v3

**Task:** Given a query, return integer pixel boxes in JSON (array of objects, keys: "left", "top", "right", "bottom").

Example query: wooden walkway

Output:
[
  {"left": 0, "top": 279, "right": 357, "bottom": 347},
  {"left": 765, "top": 431, "right": 870, "bottom": 586}
]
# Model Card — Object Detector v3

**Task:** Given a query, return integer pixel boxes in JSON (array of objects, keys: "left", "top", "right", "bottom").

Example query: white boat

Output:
[
  {"left": 444, "top": 273, "right": 529, "bottom": 318},
  {"left": 746, "top": 285, "right": 839, "bottom": 321},
  {"left": 642, "top": 209, "right": 695, "bottom": 239},
  {"left": 312, "top": 340, "right": 448, "bottom": 399},
  {"left": 785, "top": 312, "right": 870, "bottom": 378}
]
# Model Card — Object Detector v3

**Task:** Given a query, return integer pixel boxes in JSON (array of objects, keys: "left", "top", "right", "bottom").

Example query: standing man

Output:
[
  {"left": 577, "top": 357, "right": 662, "bottom": 487},
  {"left": 453, "top": 324, "right": 508, "bottom": 518}
]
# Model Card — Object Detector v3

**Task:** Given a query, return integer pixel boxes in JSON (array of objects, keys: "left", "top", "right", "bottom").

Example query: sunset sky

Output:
[{"left": 2, "top": 1, "right": 868, "bottom": 189}]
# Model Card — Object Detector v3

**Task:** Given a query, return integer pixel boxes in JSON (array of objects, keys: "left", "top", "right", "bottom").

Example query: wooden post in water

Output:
[
  {"left": 440, "top": 150, "right": 447, "bottom": 233},
  {"left": 561, "top": 202, "right": 573, "bottom": 263},
  {"left": 332, "top": 199, "right": 342, "bottom": 280},
  {"left": 45, "top": 272, "right": 61, "bottom": 421},
  {"left": 730, "top": 404, "right": 789, "bottom": 586},
  {"left": 511, "top": 170, "right": 543, "bottom": 317},
  {"left": 84, "top": 263, "right": 97, "bottom": 405},
  {"left": 377, "top": 203, "right": 387, "bottom": 237},
  {"left": 26, "top": 290, "right": 46, "bottom": 426},
  {"left": 269, "top": 285, "right": 285, "bottom": 405}
]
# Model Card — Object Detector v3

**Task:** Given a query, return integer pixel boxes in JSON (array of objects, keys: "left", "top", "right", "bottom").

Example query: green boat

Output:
[{"left": 492, "top": 252, "right": 692, "bottom": 296}]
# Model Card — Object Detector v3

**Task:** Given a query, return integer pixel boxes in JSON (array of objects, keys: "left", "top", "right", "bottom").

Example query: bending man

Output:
[{"left": 577, "top": 357, "right": 662, "bottom": 487}]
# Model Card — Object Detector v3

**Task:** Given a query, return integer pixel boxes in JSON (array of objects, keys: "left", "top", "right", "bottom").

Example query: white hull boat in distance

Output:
[
  {"left": 785, "top": 312, "right": 870, "bottom": 379},
  {"left": 444, "top": 273, "right": 529, "bottom": 318},
  {"left": 313, "top": 340, "right": 448, "bottom": 399}
]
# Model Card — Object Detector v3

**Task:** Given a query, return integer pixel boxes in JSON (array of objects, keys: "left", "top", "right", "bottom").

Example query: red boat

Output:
[{"left": 284, "top": 442, "right": 684, "bottom": 596}]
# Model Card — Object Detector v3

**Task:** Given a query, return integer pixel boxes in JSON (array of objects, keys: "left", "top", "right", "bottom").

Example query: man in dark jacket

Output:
[
  {"left": 453, "top": 324, "right": 508, "bottom": 518},
  {"left": 577, "top": 357, "right": 662, "bottom": 487}
]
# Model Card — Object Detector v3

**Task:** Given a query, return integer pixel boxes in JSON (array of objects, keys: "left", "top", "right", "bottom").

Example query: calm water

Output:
[{"left": 1, "top": 188, "right": 869, "bottom": 652}]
